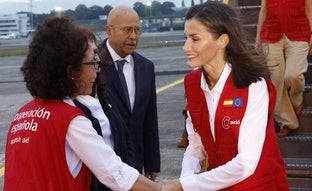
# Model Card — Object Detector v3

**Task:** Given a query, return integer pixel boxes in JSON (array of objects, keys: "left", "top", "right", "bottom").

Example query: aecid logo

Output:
[{"left": 222, "top": 116, "right": 241, "bottom": 130}]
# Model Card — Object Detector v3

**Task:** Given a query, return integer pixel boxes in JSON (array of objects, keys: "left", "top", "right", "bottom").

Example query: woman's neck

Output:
[{"left": 202, "top": 61, "right": 226, "bottom": 89}]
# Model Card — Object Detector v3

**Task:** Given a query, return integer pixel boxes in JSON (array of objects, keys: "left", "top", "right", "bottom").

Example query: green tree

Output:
[
  {"left": 103, "top": 5, "right": 113, "bottom": 16},
  {"left": 29, "top": 12, "right": 50, "bottom": 28},
  {"left": 75, "top": 4, "right": 90, "bottom": 19},
  {"left": 133, "top": 2, "right": 146, "bottom": 17},
  {"left": 28, "top": 1, "right": 185, "bottom": 27},
  {"left": 64, "top": 9, "right": 76, "bottom": 19},
  {"left": 162, "top": 1, "right": 175, "bottom": 15},
  {"left": 151, "top": 1, "right": 162, "bottom": 16},
  {"left": 89, "top": 5, "right": 104, "bottom": 19}
]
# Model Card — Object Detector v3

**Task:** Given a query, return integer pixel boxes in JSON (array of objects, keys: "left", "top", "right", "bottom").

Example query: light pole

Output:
[
  {"left": 55, "top": 6, "right": 62, "bottom": 16},
  {"left": 146, "top": 1, "right": 152, "bottom": 18},
  {"left": 145, "top": 1, "right": 152, "bottom": 31},
  {"left": 54, "top": 6, "right": 62, "bottom": 16},
  {"left": 29, "top": 0, "right": 33, "bottom": 29}
]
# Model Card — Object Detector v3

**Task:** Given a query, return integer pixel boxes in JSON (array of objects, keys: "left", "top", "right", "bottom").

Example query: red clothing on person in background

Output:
[{"left": 260, "top": 0, "right": 310, "bottom": 43}]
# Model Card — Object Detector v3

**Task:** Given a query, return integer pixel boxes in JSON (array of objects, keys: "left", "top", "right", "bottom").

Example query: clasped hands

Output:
[
  {"left": 159, "top": 179, "right": 183, "bottom": 191},
  {"left": 144, "top": 172, "right": 182, "bottom": 191}
]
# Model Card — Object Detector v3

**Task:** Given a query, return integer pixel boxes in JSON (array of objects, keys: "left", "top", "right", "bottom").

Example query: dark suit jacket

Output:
[
  {"left": 97, "top": 39, "right": 160, "bottom": 173},
  {"left": 74, "top": 97, "right": 134, "bottom": 191},
  {"left": 100, "top": 96, "right": 135, "bottom": 165}
]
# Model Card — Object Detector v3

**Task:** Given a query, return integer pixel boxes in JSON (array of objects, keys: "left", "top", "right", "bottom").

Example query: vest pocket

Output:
[
  {"left": 287, "top": 1, "right": 303, "bottom": 17},
  {"left": 267, "top": 1, "right": 278, "bottom": 17},
  {"left": 186, "top": 102, "right": 203, "bottom": 127}
]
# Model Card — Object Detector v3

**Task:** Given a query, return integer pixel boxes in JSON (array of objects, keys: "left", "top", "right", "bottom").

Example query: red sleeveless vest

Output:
[
  {"left": 5, "top": 98, "right": 91, "bottom": 191},
  {"left": 184, "top": 69, "right": 289, "bottom": 191},
  {"left": 260, "top": 0, "right": 310, "bottom": 43}
]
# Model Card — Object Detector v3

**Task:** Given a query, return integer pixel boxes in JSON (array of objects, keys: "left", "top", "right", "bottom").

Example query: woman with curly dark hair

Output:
[
  {"left": 4, "top": 16, "right": 161, "bottom": 191},
  {"left": 161, "top": 1, "right": 289, "bottom": 191}
]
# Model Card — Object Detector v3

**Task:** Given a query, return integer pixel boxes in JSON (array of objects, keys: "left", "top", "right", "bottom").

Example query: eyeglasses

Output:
[
  {"left": 109, "top": 25, "right": 142, "bottom": 36},
  {"left": 82, "top": 54, "right": 102, "bottom": 71},
  {"left": 82, "top": 60, "right": 101, "bottom": 71}
]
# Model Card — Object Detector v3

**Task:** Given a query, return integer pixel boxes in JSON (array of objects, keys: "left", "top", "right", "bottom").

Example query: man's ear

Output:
[{"left": 105, "top": 25, "right": 112, "bottom": 36}]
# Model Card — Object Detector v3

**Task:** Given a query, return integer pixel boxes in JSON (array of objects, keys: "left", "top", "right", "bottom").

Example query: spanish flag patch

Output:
[{"left": 223, "top": 97, "right": 243, "bottom": 107}]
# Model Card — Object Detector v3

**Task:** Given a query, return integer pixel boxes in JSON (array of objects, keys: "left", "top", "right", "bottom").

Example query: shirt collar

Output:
[
  {"left": 201, "top": 63, "right": 232, "bottom": 92},
  {"left": 106, "top": 40, "right": 131, "bottom": 63}
]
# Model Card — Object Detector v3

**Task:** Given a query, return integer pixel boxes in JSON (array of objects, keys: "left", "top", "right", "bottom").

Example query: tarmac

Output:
[{"left": 0, "top": 31, "right": 192, "bottom": 189}]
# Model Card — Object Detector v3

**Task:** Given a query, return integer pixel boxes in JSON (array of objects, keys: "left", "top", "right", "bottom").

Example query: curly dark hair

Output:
[
  {"left": 21, "top": 16, "right": 90, "bottom": 100},
  {"left": 186, "top": 1, "right": 270, "bottom": 88}
]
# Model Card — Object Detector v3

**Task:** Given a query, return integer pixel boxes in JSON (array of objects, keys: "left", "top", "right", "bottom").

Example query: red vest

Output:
[
  {"left": 184, "top": 69, "right": 289, "bottom": 191},
  {"left": 4, "top": 98, "right": 91, "bottom": 191},
  {"left": 260, "top": 0, "right": 310, "bottom": 43}
]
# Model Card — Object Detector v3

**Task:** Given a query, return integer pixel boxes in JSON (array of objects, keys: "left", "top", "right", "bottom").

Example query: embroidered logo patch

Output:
[
  {"left": 223, "top": 97, "right": 243, "bottom": 107},
  {"left": 222, "top": 116, "right": 241, "bottom": 129}
]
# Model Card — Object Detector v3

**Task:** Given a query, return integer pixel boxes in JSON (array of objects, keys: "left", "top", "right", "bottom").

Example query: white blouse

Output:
[{"left": 63, "top": 95, "right": 139, "bottom": 191}]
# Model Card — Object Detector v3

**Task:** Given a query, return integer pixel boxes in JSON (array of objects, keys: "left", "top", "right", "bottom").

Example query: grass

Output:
[
  {"left": 0, "top": 47, "right": 28, "bottom": 57},
  {"left": 0, "top": 41, "right": 184, "bottom": 57}
]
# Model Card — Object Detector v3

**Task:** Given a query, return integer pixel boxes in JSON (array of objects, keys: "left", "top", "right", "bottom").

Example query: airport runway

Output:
[{"left": 0, "top": 32, "right": 192, "bottom": 188}]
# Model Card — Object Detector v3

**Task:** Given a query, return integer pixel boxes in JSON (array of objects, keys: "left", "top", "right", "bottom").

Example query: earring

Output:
[{"left": 71, "top": 76, "right": 75, "bottom": 80}]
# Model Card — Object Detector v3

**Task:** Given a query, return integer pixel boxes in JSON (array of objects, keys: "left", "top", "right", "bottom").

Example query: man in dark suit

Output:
[{"left": 97, "top": 5, "right": 160, "bottom": 181}]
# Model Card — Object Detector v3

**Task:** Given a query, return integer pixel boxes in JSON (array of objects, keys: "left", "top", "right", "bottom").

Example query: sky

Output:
[{"left": 0, "top": 0, "right": 191, "bottom": 15}]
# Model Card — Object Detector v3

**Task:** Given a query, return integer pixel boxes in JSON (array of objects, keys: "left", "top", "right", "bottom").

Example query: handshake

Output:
[
  {"left": 159, "top": 179, "right": 183, "bottom": 191},
  {"left": 132, "top": 174, "right": 183, "bottom": 191}
]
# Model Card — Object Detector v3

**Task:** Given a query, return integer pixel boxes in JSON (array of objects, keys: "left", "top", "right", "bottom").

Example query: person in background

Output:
[
  {"left": 97, "top": 6, "right": 160, "bottom": 181},
  {"left": 177, "top": 108, "right": 189, "bottom": 148},
  {"left": 4, "top": 16, "right": 162, "bottom": 191},
  {"left": 160, "top": 1, "right": 289, "bottom": 190},
  {"left": 77, "top": 25, "right": 136, "bottom": 191},
  {"left": 255, "top": 0, "right": 312, "bottom": 137}
]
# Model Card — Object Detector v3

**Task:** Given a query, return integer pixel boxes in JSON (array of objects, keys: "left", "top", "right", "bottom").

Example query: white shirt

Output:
[
  {"left": 63, "top": 95, "right": 139, "bottom": 191},
  {"left": 106, "top": 40, "right": 135, "bottom": 110},
  {"left": 180, "top": 64, "right": 269, "bottom": 191}
]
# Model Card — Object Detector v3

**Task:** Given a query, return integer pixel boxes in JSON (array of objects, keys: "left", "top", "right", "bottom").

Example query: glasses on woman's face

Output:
[
  {"left": 82, "top": 54, "right": 101, "bottom": 71},
  {"left": 82, "top": 60, "right": 101, "bottom": 71},
  {"left": 109, "top": 25, "right": 142, "bottom": 36}
]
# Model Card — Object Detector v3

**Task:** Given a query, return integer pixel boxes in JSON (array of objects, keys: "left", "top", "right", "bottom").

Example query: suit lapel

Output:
[
  {"left": 99, "top": 40, "right": 131, "bottom": 112},
  {"left": 109, "top": 64, "right": 132, "bottom": 112},
  {"left": 132, "top": 54, "right": 143, "bottom": 112}
]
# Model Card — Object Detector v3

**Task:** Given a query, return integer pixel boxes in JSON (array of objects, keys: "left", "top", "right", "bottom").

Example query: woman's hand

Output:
[{"left": 161, "top": 179, "right": 183, "bottom": 191}]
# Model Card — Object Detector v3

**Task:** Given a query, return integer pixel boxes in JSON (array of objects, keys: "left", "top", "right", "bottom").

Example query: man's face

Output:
[{"left": 106, "top": 14, "right": 141, "bottom": 58}]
